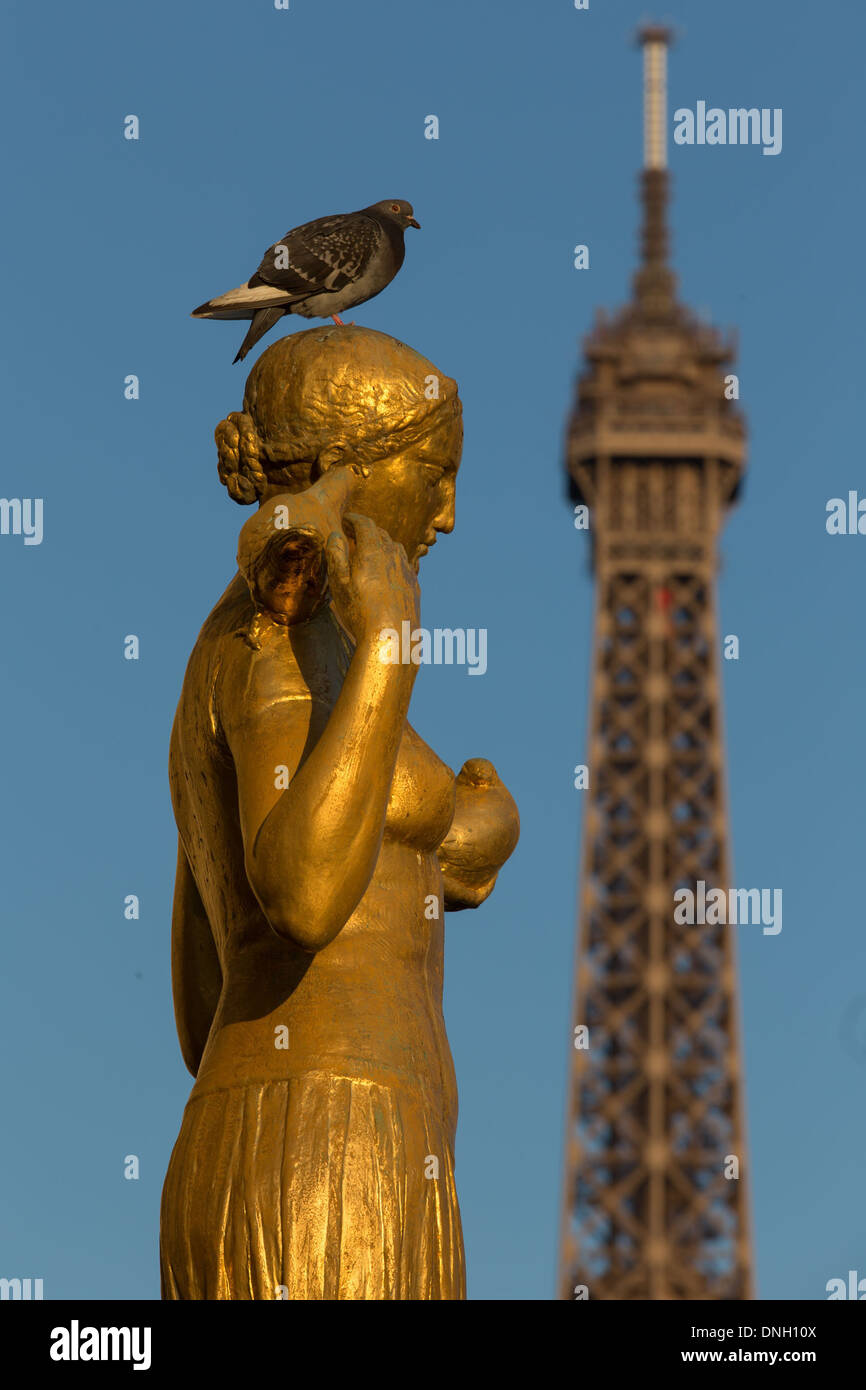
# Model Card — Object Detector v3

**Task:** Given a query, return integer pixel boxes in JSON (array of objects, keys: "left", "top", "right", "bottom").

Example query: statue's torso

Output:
[{"left": 170, "top": 575, "right": 459, "bottom": 1140}]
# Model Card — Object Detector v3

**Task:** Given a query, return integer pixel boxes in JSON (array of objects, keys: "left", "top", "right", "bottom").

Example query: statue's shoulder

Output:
[
  {"left": 176, "top": 576, "right": 346, "bottom": 764},
  {"left": 177, "top": 574, "right": 252, "bottom": 699},
  {"left": 197, "top": 571, "right": 256, "bottom": 643}
]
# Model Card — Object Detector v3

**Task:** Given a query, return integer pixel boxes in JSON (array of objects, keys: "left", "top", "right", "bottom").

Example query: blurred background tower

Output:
[{"left": 558, "top": 26, "right": 754, "bottom": 1299}]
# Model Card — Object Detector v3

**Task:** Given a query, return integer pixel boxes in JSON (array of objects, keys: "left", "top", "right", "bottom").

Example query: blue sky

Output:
[{"left": 1, "top": 0, "right": 864, "bottom": 1300}]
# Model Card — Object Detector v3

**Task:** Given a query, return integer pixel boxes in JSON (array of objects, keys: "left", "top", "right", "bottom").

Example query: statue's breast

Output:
[{"left": 386, "top": 722, "right": 456, "bottom": 854}]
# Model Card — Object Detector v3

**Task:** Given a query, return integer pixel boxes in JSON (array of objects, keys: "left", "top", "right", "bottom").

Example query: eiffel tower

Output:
[{"left": 559, "top": 26, "right": 754, "bottom": 1300}]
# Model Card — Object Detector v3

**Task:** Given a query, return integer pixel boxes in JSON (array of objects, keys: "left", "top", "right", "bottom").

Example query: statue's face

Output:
[{"left": 358, "top": 408, "right": 463, "bottom": 570}]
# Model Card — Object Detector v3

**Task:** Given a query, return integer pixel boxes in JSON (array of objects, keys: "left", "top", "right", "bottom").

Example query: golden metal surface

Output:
[{"left": 160, "top": 326, "right": 519, "bottom": 1300}]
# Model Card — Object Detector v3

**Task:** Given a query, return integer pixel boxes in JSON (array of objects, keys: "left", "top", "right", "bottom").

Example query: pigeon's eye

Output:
[{"left": 391, "top": 203, "right": 401, "bottom": 213}]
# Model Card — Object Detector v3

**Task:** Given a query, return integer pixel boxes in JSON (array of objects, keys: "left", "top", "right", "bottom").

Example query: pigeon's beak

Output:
[{"left": 408, "top": 217, "right": 420, "bottom": 229}]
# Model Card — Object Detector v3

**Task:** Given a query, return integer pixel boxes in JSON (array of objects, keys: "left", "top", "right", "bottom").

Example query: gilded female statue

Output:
[{"left": 160, "top": 326, "right": 519, "bottom": 1300}]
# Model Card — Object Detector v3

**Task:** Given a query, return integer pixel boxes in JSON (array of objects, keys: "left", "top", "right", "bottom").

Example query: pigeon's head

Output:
[{"left": 372, "top": 199, "right": 420, "bottom": 230}]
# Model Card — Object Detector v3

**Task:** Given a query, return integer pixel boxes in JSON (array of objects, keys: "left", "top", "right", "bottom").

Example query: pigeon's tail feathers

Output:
[
  {"left": 192, "top": 281, "right": 297, "bottom": 321},
  {"left": 233, "top": 307, "right": 286, "bottom": 364}
]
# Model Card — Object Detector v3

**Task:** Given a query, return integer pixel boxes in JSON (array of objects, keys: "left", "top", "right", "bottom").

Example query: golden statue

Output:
[{"left": 160, "top": 326, "right": 519, "bottom": 1300}]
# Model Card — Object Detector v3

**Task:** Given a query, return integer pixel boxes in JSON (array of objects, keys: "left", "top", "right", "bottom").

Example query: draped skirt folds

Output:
[{"left": 159, "top": 1073, "right": 466, "bottom": 1300}]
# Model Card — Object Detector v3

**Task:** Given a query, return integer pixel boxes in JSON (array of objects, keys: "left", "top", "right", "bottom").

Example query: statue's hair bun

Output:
[{"left": 215, "top": 411, "right": 268, "bottom": 505}]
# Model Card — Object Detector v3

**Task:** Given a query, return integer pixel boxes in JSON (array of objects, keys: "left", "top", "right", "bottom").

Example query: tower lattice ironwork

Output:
[{"left": 559, "top": 26, "right": 754, "bottom": 1300}]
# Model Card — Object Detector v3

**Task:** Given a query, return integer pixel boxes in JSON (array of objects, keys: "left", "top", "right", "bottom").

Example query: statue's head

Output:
[{"left": 215, "top": 325, "right": 462, "bottom": 569}]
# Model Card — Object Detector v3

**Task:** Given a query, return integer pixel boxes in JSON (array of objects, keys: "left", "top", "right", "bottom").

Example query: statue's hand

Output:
[
  {"left": 438, "top": 758, "right": 520, "bottom": 910},
  {"left": 326, "top": 512, "right": 421, "bottom": 645}
]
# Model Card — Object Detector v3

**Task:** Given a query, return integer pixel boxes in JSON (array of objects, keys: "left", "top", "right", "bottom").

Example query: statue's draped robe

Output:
[{"left": 160, "top": 1073, "right": 464, "bottom": 1300}]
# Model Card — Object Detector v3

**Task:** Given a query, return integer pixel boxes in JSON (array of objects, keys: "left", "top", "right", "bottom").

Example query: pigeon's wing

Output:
[{"left": 249, "top": 212, "right": 380, "bottom": 298}]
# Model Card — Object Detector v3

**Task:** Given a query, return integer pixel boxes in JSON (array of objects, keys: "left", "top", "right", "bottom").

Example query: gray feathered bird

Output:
[{"left": 192, "top": 199, "right": 420, "bottom": 363}]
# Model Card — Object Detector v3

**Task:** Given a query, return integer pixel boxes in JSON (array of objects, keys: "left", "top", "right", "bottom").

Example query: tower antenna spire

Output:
[
  {"left": 640, "top": 23, "right": 671, "bottom": 170},
  {"left": 634, "top": 23, "right": 676, "bottom": 312}
]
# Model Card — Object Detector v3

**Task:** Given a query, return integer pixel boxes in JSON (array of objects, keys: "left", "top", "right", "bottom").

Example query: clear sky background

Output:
[{"left": 2, "top": 0, "right": 864, "bottom": 1301}]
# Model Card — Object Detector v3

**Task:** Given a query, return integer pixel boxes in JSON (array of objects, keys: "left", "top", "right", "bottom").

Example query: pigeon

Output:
[{"left": 191, "top": 199, "right": 420, "bottom": 363}]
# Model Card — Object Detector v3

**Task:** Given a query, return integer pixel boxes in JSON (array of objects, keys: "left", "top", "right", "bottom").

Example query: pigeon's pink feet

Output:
[{"left": 331, "top": 314, "right": 355, "bottom": 326}]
